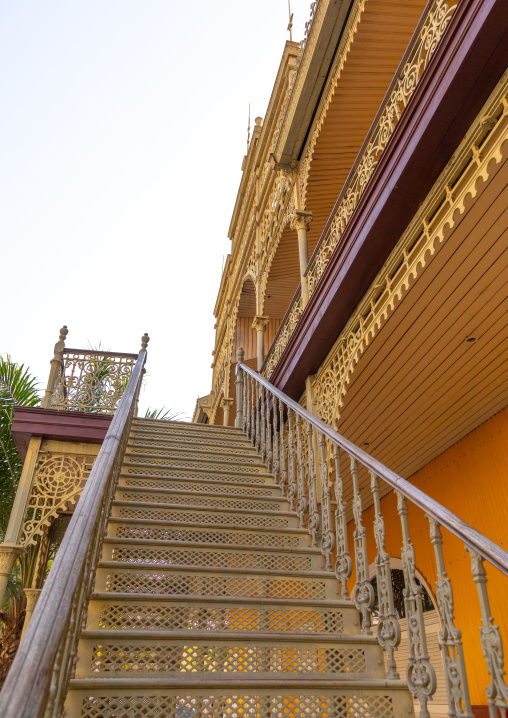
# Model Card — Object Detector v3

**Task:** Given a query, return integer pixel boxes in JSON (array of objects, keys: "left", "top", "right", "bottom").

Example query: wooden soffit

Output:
[
  {"left": 274, "top": 0, "right": 354, "bottom": 168},
  {"left": 269, "top": 0, "right": 508, "bottom": 401}
]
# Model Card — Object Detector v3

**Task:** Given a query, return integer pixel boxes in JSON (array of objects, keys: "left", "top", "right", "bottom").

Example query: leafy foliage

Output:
[
  {"left": 0, "top": 356, "right": 40, "bottom": 537},
  {"left": 144, "top": 407, "right": 184, "bottom": 421}
]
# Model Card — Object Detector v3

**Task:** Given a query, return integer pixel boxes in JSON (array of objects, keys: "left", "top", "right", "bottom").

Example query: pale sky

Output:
[{"left": 1, "top": 0, "right": 311, "bottom": 418}]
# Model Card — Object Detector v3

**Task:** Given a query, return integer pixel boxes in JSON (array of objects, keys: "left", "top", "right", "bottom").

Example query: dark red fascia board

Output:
[
  {"left": 12, "top": 406, "right": 112, "bottom": 460},
  {"left": 270, "top": 0, "right": 508, "bottom": 400}
]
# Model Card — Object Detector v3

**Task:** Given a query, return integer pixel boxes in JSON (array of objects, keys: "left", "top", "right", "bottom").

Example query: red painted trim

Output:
[
  {"left": 472, "top": 708, "right": 489, "bottom": 718},
  {"left": 270, "top": 0, "right": 508, "bottom": 399},
  {"left": 12, "top": 407, "right": 112, "bottom": 460}
]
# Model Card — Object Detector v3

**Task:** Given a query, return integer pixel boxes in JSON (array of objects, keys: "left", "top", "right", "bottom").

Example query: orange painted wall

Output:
[{"left": 347, "top": 405, "right": 508, "bottom": 706}]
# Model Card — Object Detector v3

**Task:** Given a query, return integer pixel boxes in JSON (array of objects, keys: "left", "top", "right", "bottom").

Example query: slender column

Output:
[
  {"left": 40, "top": 325, "right": 68, "bottom": 409},
  {"left": 265, "top": 389, "right": 273, "bottom": 472},
  {"left": 295, "top": 414, "right": 307, "bottom": 527},
  {"left": 252, "top": 315, "right": 270, "bottom": 371},
  {"left": 318, "top": 433, "right": 334, "bottom": 570},
  {"left": 21, "top": 589, "right": 42, "bottom": 639},
  {"left": 251, "top": 376, "right": 257, "bottom": 446},
  {"left": 397, "top": 492, "right": 436, "bottom": 717},
  {"left": 260, "top": 385, "right": 266, "bottom": 462},
  {"left": 287, "top": 409, "right": 297, "bottom": 510},
  {"left": 351, "top": 457, "right": 374, "bottom": 634},
  {"left": 235, "top": 348, "right": 245, "bottom": 429},
  {"left": 221, "top": 397, "right": 233, "bottom": 427},
  {"left": 428, "top": 519, "right": 473, "bottom": 717},
  {"left": 371, "top": 472, "right": 400, "bottom": 679},
  {"left": 255, "top": 382, "right": 261, "bottom": 452},
  {"left": 291, "top": 212, "right": 312, "bottom": 306},
  {"left": 306, "top": 422, "right": 320, "bottom": 547},
  {"left": 272, "top": 396, "right": 279, "bottom": 484},
  {"left": 467, "top": 547, "right": 508, "bottom": 715},
  {"left": 279, "top": 400, "right": 287, "bottom": 492},
  {"left": 333, "top": 446, "right": 352, "bottom": 599},
  {"left": 246, "top": 374, "right": 252, "bottom": 439}
]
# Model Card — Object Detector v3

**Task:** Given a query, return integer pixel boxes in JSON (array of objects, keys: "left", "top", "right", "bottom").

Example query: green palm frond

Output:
[{"left": 144, "top": 407, "right": 184, "bottom": 421}]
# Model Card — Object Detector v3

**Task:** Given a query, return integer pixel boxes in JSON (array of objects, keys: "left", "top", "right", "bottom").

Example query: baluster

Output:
[
  {"left": 255, "top": 382, "right": 261, "bottom": 453},
  {"left": 397, "top": 492, "right": 436, "bottom": 717},
  {"left": 428, "top": 519, "right": 473, "bottom": 717},
  {"left": 266, "top": 389, "right": 273, "bottom": 472},
  {"left": 235, "top": 348, "right": 245, "bottom": 430},
  {"left": 272, "top": 396, "right": 279, "bottom": 485},
  {"left": 318, "top": 433, "right": 334, "bottom": 571},
  {"left": 370, "top": 472, "right": 400, "bottom": 679},
  {"left": 279, "top": 400, "right": 287, "bottom": 492},
  {"left": 242, "top": 366, "right": 247, "bottom": 434},
  {"left": 467, "top": 547, "right": 508, "bottom": 715},
  {"left": 287, "top": 408, "right": 297, "bottom": 510},
  {"left": 251, "top": 376, "right": 256, "bottom": 446},
  {"left": 260, "top": 385, "right": 266, "bottom": 462},
  {"left": 245, "top": 374, "right": 251, "bottom": 439},
  {"left": 306, "top": 422, "right": 320, "bottom": 547},
  {"left": 333, "top": 446, "right": 352, "bottom": 599},
  {"left": 351, "top": 457, "right": 374, "bottom": 635},
  {"left": 295, "top": 414, "right": 307, "bottom": 527}
]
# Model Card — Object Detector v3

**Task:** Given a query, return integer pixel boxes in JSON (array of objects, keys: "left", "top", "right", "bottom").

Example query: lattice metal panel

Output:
[
  {"left": 129, "top": 445, "right": 261, "bottom": 464},
  {"left": 130, "top": 440, "right": 254, "bottom": 456},
  {"left": 97, "top": 603, "right": 344, "bottom": 634},
  {"left": 89, "top": 643, "right": 366, "bottom": 675},
  {"left": 116, "top": 507, "right": 291, "bottom": 528},
  {"left": 104, "top": 572, "right": 328, "bottom": 599},
  {"left": 118, "top": 492, "right": 283, "bottom": 513},
  {"left": 110, "top": 547, "right": 312, "bottom": 572},
  {"left": 113, "top": 525, "right": 300, "bottom": 547},
  {"left": 123, "top": 467, "right": 267, "bottom": 484},
  {"left": 125, "top": 457, "right": 265, "bottom": 474},
  {"left": 122, "top": 479, "right": 275, "bottom": 497},
  {"left": 79, "top": 692, "right": 395, "bottom": 718},
  {"left": 130, "top": 431, "right": 248, "bottom": 448}
]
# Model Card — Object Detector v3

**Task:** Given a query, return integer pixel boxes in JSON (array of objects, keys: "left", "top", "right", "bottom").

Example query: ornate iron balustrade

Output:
[
  {"left": 40, "top": 327, "right": 138, "bottom": 414},
  {"left": 0, "top": 338, "right": 148, "bottom": 718},
  {"left": 262, "top": 0, "right": 460, "bottom": 378},
  {"left": 235, "top": 353, "right": 508, "bottom": 717}
]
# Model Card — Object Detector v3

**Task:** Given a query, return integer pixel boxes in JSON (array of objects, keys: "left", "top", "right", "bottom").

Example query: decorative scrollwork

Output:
[
  {"left": 351, "top": 458, "right": 374, "bottom": 634},
  {"left": 397, "top": 493, "right": 437, "bottom": 717},
  {"left": 371, "top": 472, "right": 400, "bottom": 679},
  {"left": 52, "top": 350, "right": 136, "bottom": 414},
  {"left": 21, "top": 452, "right": 96, "bottom": 547},
  {"left": 318, "top": 433, "right": 333, "bottom": 571},
  {"left": 467, "top": 547, "right": 508, "bottom": 714},
  {"left": 333, "top": 446, "right": 352, "bottom": 599},
  {"left": 428, "top": 519, "right": 473, "bottom": 717},
  {"left": 306, "top": 422, "right": 320, "bottom": 547}
]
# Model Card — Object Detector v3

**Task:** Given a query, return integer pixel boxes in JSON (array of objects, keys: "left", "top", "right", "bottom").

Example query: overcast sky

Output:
[{"left": 1, "top": 0, "right": 311, "bottom": 418}]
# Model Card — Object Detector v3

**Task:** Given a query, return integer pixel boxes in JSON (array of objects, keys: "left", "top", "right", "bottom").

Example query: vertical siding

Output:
[{"left": 347, "top": 405, "right": 508, "bottom": 707}]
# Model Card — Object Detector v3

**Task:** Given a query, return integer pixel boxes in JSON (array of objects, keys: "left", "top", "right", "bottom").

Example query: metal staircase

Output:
[{"left": 64, "top": 418, "right": 414, "bottom": 717}]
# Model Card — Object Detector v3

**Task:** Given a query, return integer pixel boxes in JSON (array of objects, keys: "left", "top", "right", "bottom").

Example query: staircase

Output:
[{"left": 64, "top": 418, "right": 414, "bottom": 718}]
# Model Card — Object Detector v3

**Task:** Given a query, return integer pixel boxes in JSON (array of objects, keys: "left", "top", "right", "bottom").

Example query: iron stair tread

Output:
[
  {"left": 79, "top": 629, "right": 374, "bottom": 643},
  {"left": 123, "top": 451, "right": 265, "bottom": 467},
  {"left": 121, "top": 463, "right": 271, "bottom": 478},
  {"left": 131, "top": 419, "right": 244, "bottom": 435},
  {"left": 102, "top": 536, "right": 321, "bottom": 556},
  {"left": 112, "top": 499, "right": 295, "bottom": 517},
  {"left": 130, "top": 428, "right": 250, "bottom": 444},
  {"left": 89, "top": 592, "right": 355, "bottom": 608},
  {"left": 117, "top": 476, "right": 281, "bottom": 494},
  {"left": 126, "top": 443, "right": 261, "bottom": 459},
  {"left": 107, "top": 516, "right": 308, "bottom": 534},
  {"left": 115, "top": 485, "right": 288, "bottom": 503},
  {"left": 97, "top": 561, "right": 334, "bottom": 579}
]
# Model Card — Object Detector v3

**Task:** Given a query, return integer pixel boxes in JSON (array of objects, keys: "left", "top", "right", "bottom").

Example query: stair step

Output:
[
  {"left": 74, "top": 631, "right": 383, "bottom": 679},
  {"left": 101, "top": 538, "right": 325, "bottom": 571},
  {"left": 132, "top": 419, "right": 244, "bottom": 437},
  {"left": 114, "top": 486, "right": 289, "bottom": 513},
  {"left": 86, "top": 594, "right": 361, "bottom": 634},
  {"left": 130, "top": 426, "right": 249, "bottom": 446},
  {"left": 126, "top": 443, "right": 262, "bottom": 463},
  {"left": 106, "top": 518, "right": 310, "bottom": 547},
  {"left": 94, "top": 563, "right": 338, "bottom": 600},
  {"left": 118, "top": 474, "right": 281, "bottom": 497},
  {"left": 65, "top": 681, "right": 414, "bottom": 717},
  {"left": 121, "top": 467, "right": 273, "bottom": 485},
  {"left": 111, "top": 501, "right": 300, "bottom": 528},
  {"left": 123, "top": 454, "right": 267, "bottom": 473},
  {"left": 128, "top": 436, "right": 259, "bottom": 456}
]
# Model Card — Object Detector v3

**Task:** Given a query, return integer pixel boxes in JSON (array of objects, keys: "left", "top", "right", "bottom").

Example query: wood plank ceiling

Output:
[
  {"left": 337, "top": 155, "right": 508, "bottom": 505},
  {"left": 264, "top": 0, "right": 428, "bottom": 325}
]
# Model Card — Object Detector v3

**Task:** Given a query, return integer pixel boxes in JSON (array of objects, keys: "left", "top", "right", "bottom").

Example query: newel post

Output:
[
  {"left": 40, "top": 325, "right": 68, "bottom": 409},
  {"left": 235, "top": 348, "right": 245, "bottom": 429},
  {"left": 135, "top": 333, "right": 150, "bottom": 417}
]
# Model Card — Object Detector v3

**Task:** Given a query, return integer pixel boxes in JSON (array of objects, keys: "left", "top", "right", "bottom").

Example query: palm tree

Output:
[{"left": 0, "top": 356, "right": 40, "bottom": 684}]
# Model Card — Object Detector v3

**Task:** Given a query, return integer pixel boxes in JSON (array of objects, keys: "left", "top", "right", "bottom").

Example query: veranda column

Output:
[
  {"left": 40, "top": 325, "right": 68, "bottom": 409},
  {"left": 252, "top": 315, "right": 270, "bottom": 371},
  {"left": 221, "top": 397, "right": 234, "bottom": 427},
  {"left": 291, "top": 211, "right": 313, "bottom": 307}
]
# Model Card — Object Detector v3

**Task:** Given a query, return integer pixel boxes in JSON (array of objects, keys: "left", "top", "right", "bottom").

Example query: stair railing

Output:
[
  {"left": 235, "top": 349, "right": 508, "bottom": 718},
  {"left": 0, "top": 336, "right": 149, "bottom": 718}
]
